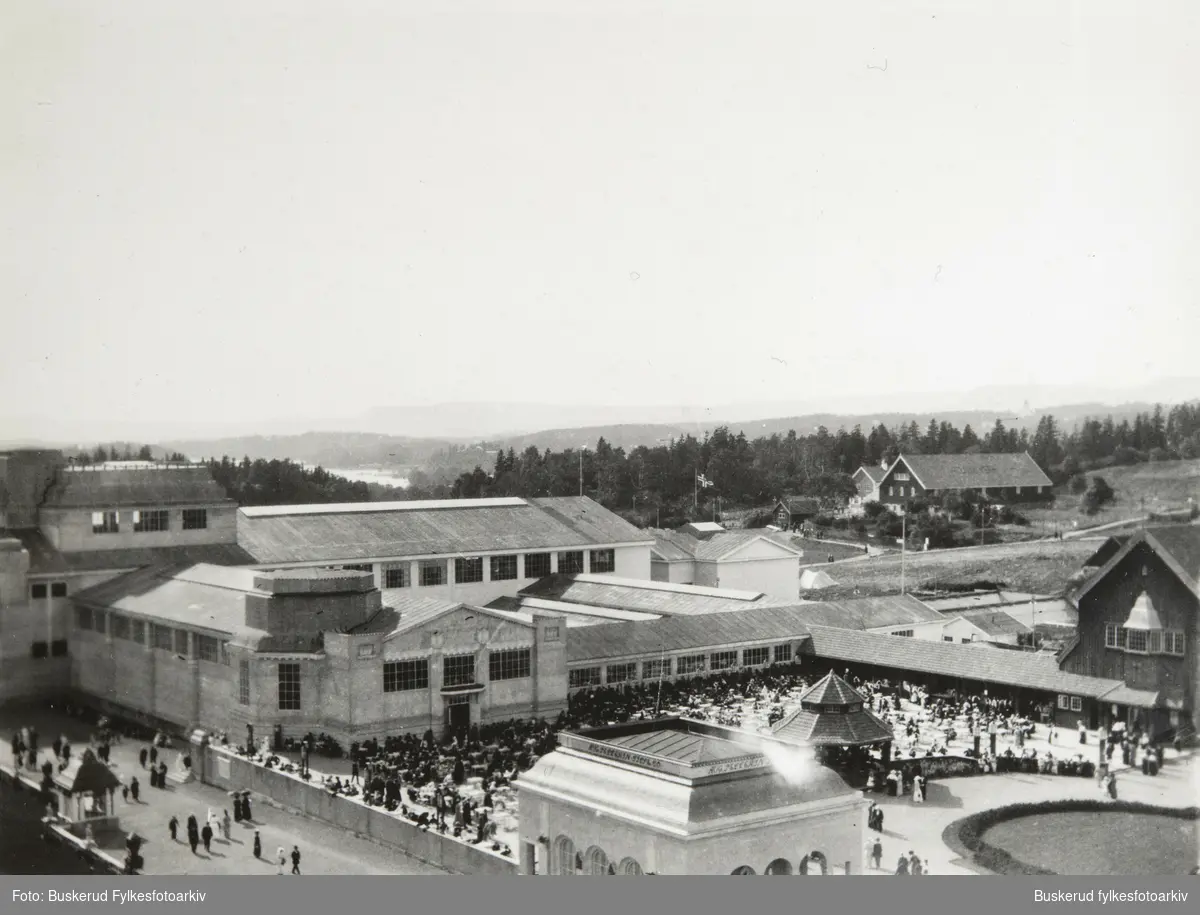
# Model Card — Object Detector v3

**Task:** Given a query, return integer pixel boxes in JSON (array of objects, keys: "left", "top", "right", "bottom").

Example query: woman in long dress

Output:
[
  {"left": 277, "top": 847, "right": 286, "bottom": 875},
  {"left": 912, "top": 774, "right": 924, "bottom": 804}
]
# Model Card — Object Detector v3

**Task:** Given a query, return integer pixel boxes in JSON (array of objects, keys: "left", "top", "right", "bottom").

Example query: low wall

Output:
[{"left": 201, "top": 746, "right": 517, "bottom": 876}]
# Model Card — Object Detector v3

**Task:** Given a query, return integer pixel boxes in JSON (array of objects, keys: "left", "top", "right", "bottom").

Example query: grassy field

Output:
[
  {"left": 813, "top": 537, "right": 1099, "bottom": 598},
  {"left": 1022, "top": 458, "right": 1200, "bottom": 534}
]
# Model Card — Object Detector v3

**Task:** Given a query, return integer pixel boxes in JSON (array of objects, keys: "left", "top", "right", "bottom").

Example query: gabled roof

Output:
[
  {"left": 855, "top": 465, "right": 887, "bottom": 484},
  {"left": 945, "top": 607, "right": 1033, "bottom": 637},
  {"left": 236, "top": 495, "right": 653, "bottom": 565},
  {"left": 799, "top": 670, "right": 866, "bottom": 706},
  {"left": 41, "top": 464, "right": 234, "bottom": 508},
  {"left": 1083, "top": 536, "right": 1131, "bottom": 568},
  {"left": 801, "top": 594, "right": 945, "bottom": 630},
  {"left": 886, "top": 452, "right": 1053, "bottom": 491},
  {"left": 1071, "top": 524, "right": 1200, "bottom": 603},
  {"left": 360, "top": 593, "right": 538, "bottom": 638},
  {"left": 802, "top": 626, "right": 1123, "bottom": 697},
  {"left": 778, "top": 497, "right": 821, "bottom": 515},
  {"left": 649, "top": 528, "right": 804, "bottom": 562},
  {"left": 53, "top": 753, "right": 123, "bottom": 796}
]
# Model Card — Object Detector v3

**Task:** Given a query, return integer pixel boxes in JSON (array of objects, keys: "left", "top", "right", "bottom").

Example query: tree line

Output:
[{"left": 69, "top": 402, "right": 1199, "bottom": 529}]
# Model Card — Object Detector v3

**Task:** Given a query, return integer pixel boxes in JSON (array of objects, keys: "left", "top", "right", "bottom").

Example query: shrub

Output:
[{"left": 1069, "top": 474, "right": 1088, "bottom": 495}]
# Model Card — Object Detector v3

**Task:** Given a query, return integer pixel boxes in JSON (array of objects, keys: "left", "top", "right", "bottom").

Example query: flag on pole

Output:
[{"left": 696, "top": 473, "right": 714, "bottom": 489}]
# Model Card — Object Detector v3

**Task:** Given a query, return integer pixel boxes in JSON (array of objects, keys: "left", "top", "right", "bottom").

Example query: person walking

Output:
[
  {"left": 201, "top": 822, "right": 213, "bottom": 854},
  {"left": 168, "top": 816, "right": 179, "bottom": 842},
  {"left": 910, "top": 853, "right": 923, "bottom": 876},
  {"left": 139, "top": 747, "right": 148, "bottom": 769},
  {"left": 291, "top": 845, "right": 301, "bottom": 875},
  {"left": 895, "top": 855, "right": 909, "bottom": 875},
  {"left": 149, "top": 745, "right": 158, "bottom": 768},
  {"left": 130, "top": 776, "right": 140, "bottom": 803},
  {"left": 351, "top": 761, "right": 359, "bottom": 784},
  {"left": 222, "top": 809, "right": 231, "bottom": 841},
  {"left": 187, "top": 816, "right": 199, "bottom": 855},
  {"left": 276, "top": 847, "right": 286, "bottom": 875},
  {"left": 872, "top": 838, "right": 883, "bottom": 871},
  {"left": 253, "top": 831, "right": 262, "bottom": 859}
]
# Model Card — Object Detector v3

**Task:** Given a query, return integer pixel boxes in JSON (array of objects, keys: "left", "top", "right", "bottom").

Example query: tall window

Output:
[
  {"left": 278, "top": 663, "right": 301, "bottom": 710},
  {"left": 383, "top": 565, "right": 410, "bottom": 589},
  {"left": 419, "top": 560, "right": 447, "bottom": 587},
  {"left": 92, "top": 511, "right": 119, "bottom": 534},
  {"left": 743, "top": 646, "right": 770, "bottom": 666},
  {"left": 182, "top": 509, "right": 208, "bottom": 530},
  {"left": 524, "top": 553, "right": 552, "bottom": 578},
  {"left": 710, "top": 650, "right": 737, "bottom": 670},
  {"left": 1104, "top": 623, "right": 1119, "bottom": 648},
  {"left": 677, "top": 654, "right": 707, "bottom": 676},
  {"left": 443, "top": 654, "right": 476, "bottom": 688},
  {"left": 558, "top": 551, "right": 584, "bottom": 574},
  {"left": 606, "top": 662, "right": 636, "bottom": 684},
  {"left": 774, "top": 644, "right": 792, "bottom": 663},
  {"left": 569, "top": 667, "right": 601, "bottom": 689},
  {"left": 589, "top": 549, "right": 616, "bottom": 574},
  {"left": 1126, "top": 629, "right": 1149, "bottom": 654},
  {"left": 50, "top": 582, "right": 67, "bottom": 598},
  {"left": 489, "top": 648, "right": 531, "bottom": 681},
  {"left": 238, "top": 660, "right": 251, "bottom": 706},
  {"left": 93, "top": 612, "right": 106, "bottom": 635},
  {"left": 150, "top": 623, "right": 174, "bottom": 649},
  {"left": 110, "top": 615, "right": 131, "bottom": 641},
  {"left": 129, "top": 620, "right": 145, "bottom": 645},
  {"left": 174, "top": 629, "right": 190, "bottom": 656},
  {"left": 133, "top": 509, "right": 169, "bottom": 532},
  {"left": 490, "top": 555, "right": 519, "bottom": 582},
  {"left": 384, "top": 659, "right": 430, "bottom": 692},
  {"left": 30, "top": 583, "right": 47, "bottom": 599},
  {"left": 1166, "top": 631, "right": 1186, "bottom": 656},
  {"left": 455, "top": 557, "right": 484, "bottom": 584},
  {"left": 642, "top": 658, "right": 671, "bottom": 680},
  {"left": 196, "top": 634, "right": 220, "bottom": 663},
  {"left": 75, "top": 607, "right": 93, "bottom": 631},
  {"left": 1069, "top": 696, "right": 1083, "bottom": 712}
]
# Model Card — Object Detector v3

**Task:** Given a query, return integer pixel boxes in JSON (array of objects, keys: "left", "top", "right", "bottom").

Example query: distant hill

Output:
[{"left": 159, "top": 432, "right": 466, "bottom": 470}]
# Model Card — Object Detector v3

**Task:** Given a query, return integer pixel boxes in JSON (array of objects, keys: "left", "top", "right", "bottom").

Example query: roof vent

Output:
[{"left": 1122, "top": 590, "right": 1163, "bottom": 632}]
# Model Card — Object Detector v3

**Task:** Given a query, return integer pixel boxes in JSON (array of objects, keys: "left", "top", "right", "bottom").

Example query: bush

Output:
[
  {"left": 1081, "top": 475, "right": 1116, "bottom": 515},
  {"left": 1069, "top": 474, "right": 1088, "bottom": 495},
  {"left": 863, "top": 502, "right": 887, "bottom": 519}
]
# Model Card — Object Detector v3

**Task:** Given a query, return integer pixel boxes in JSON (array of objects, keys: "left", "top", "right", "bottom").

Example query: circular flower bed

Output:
[{"left": 943, "top": 800, "right": 1199, "bottom": 876}]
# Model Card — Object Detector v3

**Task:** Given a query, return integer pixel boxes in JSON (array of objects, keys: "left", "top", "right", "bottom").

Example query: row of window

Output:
[
  {"left": 369, "top": 550, "right": 614, "bottom": 589},
  {"left": 29, "top": 640, "right": 69, "bottom": 659},
  {"left": 91, "top": 508, "right": 208, "bottom": 535},
  {"left": 75, "top": 607, "right": 230, "bottom": 663},
  {"left": 568, "top": 644, "right": 792, "bottom": 689},
  {"left": 1103, "top": 624, "right": 1186, "bottom": 656},
  {"left": 1057, "top": 694, "right": 1084, "bottom": 712}
]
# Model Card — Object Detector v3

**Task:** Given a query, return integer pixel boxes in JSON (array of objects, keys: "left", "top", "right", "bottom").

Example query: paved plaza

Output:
[
  {"left": 2, "top": 699, "right": 1195, "bottom": 876},
  {"left": 0, "top": 705, "right": 444, "bottom": 876}
]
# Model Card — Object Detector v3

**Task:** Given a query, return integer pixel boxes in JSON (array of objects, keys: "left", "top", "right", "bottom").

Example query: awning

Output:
[
  {"left": 440, "top": 683, "right": 485, "bottom": 696},
  {"left": 1102, "top": 684, "right": 1177, "bottom": 710}
]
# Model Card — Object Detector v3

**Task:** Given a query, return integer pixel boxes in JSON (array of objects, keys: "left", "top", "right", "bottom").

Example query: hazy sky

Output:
[{"left": 3, "top": 0, "right": 1197, "bottom": 440}]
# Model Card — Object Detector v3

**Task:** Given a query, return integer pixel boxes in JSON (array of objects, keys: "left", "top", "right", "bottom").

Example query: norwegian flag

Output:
[{"left": 696, "top": 473, "right": 714, "bottom": 489}]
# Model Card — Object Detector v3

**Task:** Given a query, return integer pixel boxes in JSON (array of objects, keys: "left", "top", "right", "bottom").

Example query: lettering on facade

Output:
[
  {"left": 703, "top": 755, "right": 769, "bottom": 775},
  {"left": 585, "top": 743, "right": 666, "bottom": 770}
]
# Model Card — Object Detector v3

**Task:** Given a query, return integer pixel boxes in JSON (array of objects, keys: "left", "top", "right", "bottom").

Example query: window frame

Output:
[
  {"left": 30, "top": 583, "right": 48, "bottom": 600},
  {"left": 489, "top": 648, "right": 532, "bottom": 682},
  {"left": 677, "top": 654, "right": 707, "bottom": 676},
  {"left": 419, "top": 559, "right": 448, "bottom": 587},
  {"left": 558, "top": 551, "right": 584, "bottom": 575},
  {"left": 92, "top": 510, "right": 120, "bottom": 534},
  {"left": 1069, "top": 696, "right": 1083, "bottom": 713},
  {"left": 278, "top": 662, "right": 302, "bottom": 711},
  {"left": 490, "top": 555, "right": 519, "bottom": 582},
  {"left": 524, "top": 553, "right": 552, "bottom": 578},
  {"left": 1125, "top": 628, "right": 1149, "bottom": 654},
  {"left": 605, "top": 662, "right": 637, "bottom": 684},
  {"left": 774, "top": 644, "right": 793, "bottom": 663},
  {"left": 383, "top": 565, "right": 410, "bottom": 589},
  {"left": 442, "top": 653, "right": 477, "bottom": 688},
  {"left": 384, "top": 659, "right": 430, "bottom": 693},
  {"left": 238, "top": 660, "right": 251, "bottom": 706},
  {"left": 710, "top": 650, "right": 737, "bottom": 671},
  {"left": 455, "top": 557, "right": 484, "bottom": 584},
  {"left": 568, "top": 666, "right": 601, "bottom": 689},
  {"left": 132, "top": 509, "right": 170, "bottom": 533},
  {"left": 181, "top": 508, "right": 208, "bottom": 530},
  {"left": 589, "top": 549, "right": 616, "bottom": 574},
  {"left": 642, "top": 658, "right": 671, "bottom": 680},
  {"left": 742, "top": 646, "right": 770, "bottom": 666}
]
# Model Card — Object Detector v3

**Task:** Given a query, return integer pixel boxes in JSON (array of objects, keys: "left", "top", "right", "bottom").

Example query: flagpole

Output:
[{"left": 694, "top": 470, "right": 698, "bottom": 510}]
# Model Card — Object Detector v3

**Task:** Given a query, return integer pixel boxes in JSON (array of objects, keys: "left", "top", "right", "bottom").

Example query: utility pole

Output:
[{"left": 901, "top": 511, "right": 906, "bottom": 595}]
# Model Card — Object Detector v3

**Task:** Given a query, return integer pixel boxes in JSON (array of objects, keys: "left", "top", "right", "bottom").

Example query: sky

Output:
[{"left": 3, "top": 0, "right": 1198, "bottom": 442}]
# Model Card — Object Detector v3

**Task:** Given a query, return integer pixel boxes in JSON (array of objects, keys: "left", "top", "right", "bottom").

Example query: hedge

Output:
[{"left": 942, "top": 800, "right": 1199, "bottom": 876}]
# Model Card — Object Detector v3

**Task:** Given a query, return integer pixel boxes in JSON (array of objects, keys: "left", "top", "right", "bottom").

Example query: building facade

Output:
[
  {"left": 1061, "top": 525, "right": 1198, "bottom": 737},
  {"left": 517, "top": 718, "right": 868, "bottom": 876},
  {"left": 649, "top": 528, "right": 804, "bottom": 601},
  {"left": 877, "top": 452, "right": 1053, "bottom": 511},
  {"left": 69, "top": 564, "right": 569, "bottom": 742}
]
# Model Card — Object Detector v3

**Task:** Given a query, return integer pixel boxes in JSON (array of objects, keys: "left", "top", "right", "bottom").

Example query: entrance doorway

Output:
[{"left": 444, "top": 697, "right": 471, "bottom": 735}]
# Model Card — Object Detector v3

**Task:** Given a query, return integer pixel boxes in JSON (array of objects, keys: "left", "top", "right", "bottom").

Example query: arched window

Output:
[
  {"left": 764, "top": 858, "right": 794, "bottom": 875},
  {"left": 551, "top": 836, "right": 576, "bottom": 876},
  {"left": 583, "top": 846, "right": 610, "bottom": 875},
  {"left": 618, "top": 858, "right": 644, "bottom": 875},
  {"left": 730, "top": 865, "right": 757, "bottom": 875},
  {"left": 801, "top": 852, "right": 828, "bottom": 875}
]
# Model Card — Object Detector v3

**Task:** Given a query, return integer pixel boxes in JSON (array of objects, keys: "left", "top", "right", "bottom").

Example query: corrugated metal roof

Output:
[
  {"left": 605, "top": 728, "right": 748, "bottom": 762},
  {"left": 42, "top": 465, "right": 234, "bottom": 508},
  {"left": 236, "top": 495, "right": 651, "bottom": 564},
  {"left": 892, "top": 452, "right": 1053, "bottom": 491},
  {"left": 239, "top": 497, "right": 529, "bottom": 517},
  {"left": 520, "top": 574, "right": 772, "bottom": 616},
  {"left": 801, "top": 626, "right": 1123, "bottom": 697}
]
